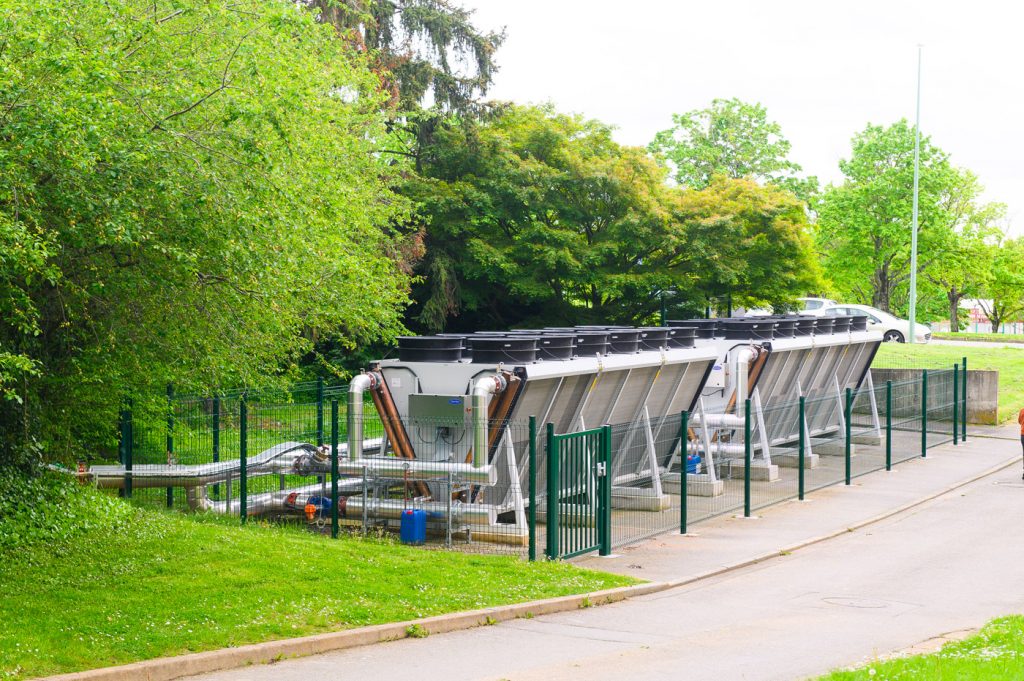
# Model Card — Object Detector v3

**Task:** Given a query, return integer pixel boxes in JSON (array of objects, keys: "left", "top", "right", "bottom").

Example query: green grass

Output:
[
  {"left": 0, "top": 484, "right": 633, "bottom": 679},
  {"left": 873, "top": 343, "right": 1024, "bottom": 422},
  {"left": 933, "top": 331, "right": 1024, "bottom": 344},
  {"left": 820, "top": 615, "right": 1024, "bottom": 679}
]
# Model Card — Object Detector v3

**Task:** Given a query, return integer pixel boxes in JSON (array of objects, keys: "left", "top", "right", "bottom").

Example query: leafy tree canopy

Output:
[
  {"left": 308, "top": 0, "right": 504, "bottom": 114},
  {"left": 0, "top": 0, "right": 413, "bottom": 466},
  {"left": 649, "top": 98, "right": 817, "bottom": 201},
  {"left": 979, "top": 237, "right": 1024, "bottom": 333},
  {"left": 403, "top": 105, "right": 820, "bottom": 331},
  {"left": 816, "top": 120, "right": 1002, "bottom": 318}
]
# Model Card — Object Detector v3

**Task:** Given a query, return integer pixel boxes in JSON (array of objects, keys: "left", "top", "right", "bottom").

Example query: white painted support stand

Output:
[
  {"left": 612, "top": 407, "right": 670, "bottom": 511},
  {"left": 851, "top": 371, "right": 884, "bottom": 446},
  {"left": 500, "top": 431, "right": 527, "bottom": 532}
]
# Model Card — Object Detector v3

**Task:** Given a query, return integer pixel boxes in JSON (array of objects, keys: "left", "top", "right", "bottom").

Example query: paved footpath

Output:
[{"left": 193, "top": 427, "right": 1024, "bottom": 681}]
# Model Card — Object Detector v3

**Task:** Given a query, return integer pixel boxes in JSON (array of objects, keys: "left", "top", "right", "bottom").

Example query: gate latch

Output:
[{"left": 596, "top": 462, "right": 607, "bottom": 477}]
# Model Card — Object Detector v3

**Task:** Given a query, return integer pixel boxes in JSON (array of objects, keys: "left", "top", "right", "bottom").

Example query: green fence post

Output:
[
  {"left": 316, "top": 377, "right": 325, "bottom": 447},
  {"left": 528, "top": 416, "right": 537, "bottom": 562},
  {"left": 545, "top": 422, "right": 558, "bottom": 560},
  {"left": 961, "top": 356, "right": 968, "bottom": 442},
  {"left": 845, "top": 388, "right": 852, "bottom": 485},
  {"left": 953, "top": 364, "right": 959, "bottom": 446},
  {"left": 599, "top": 425, "right": 612, "bottom": 556},
  {"left": 240, "top": 398, "right": 248, "bottom": 524},
  {"left": 120, "top": 400, "right": 133, "bottom": 499},
  {"left": 166, "top": 384, "right": 174, "bottom": 508},
  {"left": 744, "top": 398, "right": 751, "bottom": 518},
  {"left": 680, "top": 410, "right": 689, "bottom": 534},
  {"left": 921, "top": 370, "right": 928, "bottom": 458},
  {"left": 331, "top": 399, "right": 339, "bottom": 539},
  {"left": 885, "top": 381, "right": 892, "bottom": 471},
  {"left": 212, "top": 396, "right": 221, "bottom": 497},
  {"left": 798, "top": 396, "right": 805, "bottom": 500}
]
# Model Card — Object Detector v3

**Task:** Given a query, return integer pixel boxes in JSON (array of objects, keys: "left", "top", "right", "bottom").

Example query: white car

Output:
[
  {"left": 797, "top": 297, "right": 838, "bottom": 313},
  {"left": 821, "top": 304, "right": 931, "bottom": 343}
]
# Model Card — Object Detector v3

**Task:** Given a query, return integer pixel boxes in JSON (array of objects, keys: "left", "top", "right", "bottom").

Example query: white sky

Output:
[{"left": 461, "top": 0, "right": 1023, "bottom": 234}]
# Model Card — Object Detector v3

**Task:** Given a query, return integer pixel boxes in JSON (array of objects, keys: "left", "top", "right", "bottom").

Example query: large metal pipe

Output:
[
  {"left": 190, "top": 483, "right": 496, "bottom": 524},
  {"left": 348, "top": 371, "right": 381, "bottom": 462},
  {"left": 734, "top": 346, "right": 758, "bottom": 418},
  {"left": 471, "top": 373, "right": 507, "bottom": 468},
  {"left": 690, "top": 413, "right": 745, "bottom": 429}
]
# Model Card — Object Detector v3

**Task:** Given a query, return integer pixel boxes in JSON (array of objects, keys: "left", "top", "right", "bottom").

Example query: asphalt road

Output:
[{"left": 193, "top": 464, "right": 1024, "bottom": 681}]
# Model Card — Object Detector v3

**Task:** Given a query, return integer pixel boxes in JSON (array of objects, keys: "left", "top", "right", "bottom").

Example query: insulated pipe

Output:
[
  {"left": 471, "top": 373, "right": 507, "bottom": 468},
  {"left": 689, "top": 413, "right": 745, "bottom": 429},
  {"left": 190, "top": 483, "right": 496, "bottom": 524},
  {"left": 348, "top": 371, "right": 381, "bottom": 462},
  {"left": 734, "top": 346, "right": 758, "bottom": 419}
]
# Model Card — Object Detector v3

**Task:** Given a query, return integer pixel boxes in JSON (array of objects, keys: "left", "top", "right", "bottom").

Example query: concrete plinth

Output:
[
  {"left": 611, "top": 486, "right": 671, "bottom": 511},
  {"left": 852, "top": 432, "right": 885, "bottom": 446},
  {"left": 725, "top": 461, "right": 780, "bottom": 481},
  {"left": 772, "top": 448, "right": 821, "bottom": 469},
  {"left": 662, "top": 472, "right": 724, "bottom": 497},
  {"left": 813, "top": 438, "right": 856, "bottom": 456}
]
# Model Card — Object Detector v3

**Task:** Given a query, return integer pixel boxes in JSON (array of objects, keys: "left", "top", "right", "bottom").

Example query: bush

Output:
[{"left": 0, "top": 471, "right": 133, "bottom": 552}]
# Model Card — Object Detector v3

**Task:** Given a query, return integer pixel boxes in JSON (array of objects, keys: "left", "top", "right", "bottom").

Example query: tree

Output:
[
  {"left": 402, "top": 105, "right": 820, "bottom": 331},
  {"left": 307, "top": 0, "right": 504, "bottom": 113},
  {"left": 979, "top": 238, "right": 1024, "bottom": 333},
  {"left": 0, "top": 0, "right": 412, "bottom": 466},
  {"left": 815, "top": 121, "right": 1002, "bottom": 317},
  {"left": 648, "top": 98, "right": 817, "bottom": 201}
]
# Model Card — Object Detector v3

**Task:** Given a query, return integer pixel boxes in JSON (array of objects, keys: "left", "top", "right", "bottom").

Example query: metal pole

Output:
[
  {"left": 316, "top": 377, "right": 325, "bottom": 446},
  {"left": 908, "top": 45, "right": 923, "bottom": 343},
  {"left": 528, "top": 416, "right": 537, "bottom": 562},
  {"left": 680, "top": 410, "right": 689, "bottom": 534},
  {"left": 845, "top": 388, "right": 852, "bottom": 485},
  {"left": 953, "top": 364, "right": 959, "bottom": 446},
  {"left": 744, "top": 398, "right": 751, "bottom": 518},
  {"left": 212, "top": 396, "right": 220, "bottom": 497},
  {"left": 331, "top": 399, "right": 339, "bottom": 539},
  {"left": 120, "top": 400, "right": 133, "bottom": 499},
  {"left": 885, "top": 380, "right": 893, "bottom": 471},
  {"left": 240, "top": 398, "right": 248, "bottom": 524},
  {"left": 599, "top": 425, "right": 612, "bottom": 556},
  {"left": 166, "top": 383, "right": 174, "bottom": 508},
  {"left": 798, "top": 397, "right": 805, "bottom": 500},
  {"left": 961, "top": 356, "right": 968, "bottom": 442},
  {"left": 921, "top": 369, "right": 929, "bottom": 457},
  {"left": 546, "top": 422, "right": 558, "bottom": 559}
]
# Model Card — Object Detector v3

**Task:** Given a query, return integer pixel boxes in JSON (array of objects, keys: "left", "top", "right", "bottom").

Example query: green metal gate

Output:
[{"left": 545, "top": 423, "right": 611, "bottom": 559}]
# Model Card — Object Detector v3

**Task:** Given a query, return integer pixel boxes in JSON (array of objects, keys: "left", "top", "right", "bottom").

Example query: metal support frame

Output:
[
  {"left": 864, "top": 370, "right": 883, "bottom": 439},
  {"left": 751, "top": 388, "right": 772, "bottom": 466}
]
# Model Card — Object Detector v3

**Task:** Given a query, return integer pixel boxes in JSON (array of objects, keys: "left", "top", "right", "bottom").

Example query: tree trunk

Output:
[{"left": 947, "top": 287, "right": 961, "bottom": 332}]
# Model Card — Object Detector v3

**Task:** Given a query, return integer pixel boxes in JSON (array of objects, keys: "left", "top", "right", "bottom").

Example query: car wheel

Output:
[{"left": 883, "top": 330, "right": 905, "bottom": 343}]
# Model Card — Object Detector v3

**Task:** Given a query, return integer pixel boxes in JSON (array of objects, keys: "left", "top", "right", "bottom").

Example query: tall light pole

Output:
[{"left": 908, "top": 45, "right": 923, "bottom": 344}]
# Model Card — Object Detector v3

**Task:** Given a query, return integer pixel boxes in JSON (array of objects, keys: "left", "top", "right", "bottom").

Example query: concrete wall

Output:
[{"left": 870, "top": 368, "right": 999, "bottom": 425}]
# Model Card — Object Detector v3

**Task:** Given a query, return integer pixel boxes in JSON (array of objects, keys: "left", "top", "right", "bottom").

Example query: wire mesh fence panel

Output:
[{"left": 606, "top": 416, "right": 682, "bottom": 550}]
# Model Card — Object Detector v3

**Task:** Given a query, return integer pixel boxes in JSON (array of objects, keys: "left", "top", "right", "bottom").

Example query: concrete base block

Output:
[
  {"left": 725, "top": 461, "right": 780, "bottom": 481},
  {"left": 662, "top": 473, "right": 725, "bottom": 497},
  {"left": 611, "top": 486, "right": 671, "bottom": 511},
  {"left": 852, "top": 432, "right": 884, "bottom": 446},
  {"left": 772, "top": 449, "right": 821, "bottom": 469},
  {"left": 813, "top": 438, "right": 856, "bottom": 456}
]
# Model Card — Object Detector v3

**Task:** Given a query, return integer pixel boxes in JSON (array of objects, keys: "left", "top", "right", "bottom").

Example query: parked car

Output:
[
  {"left": 822, "top": 304, "right": 931, "bottom": 343},
  {"left": 796, "top": 297, "right": 838, "bottom": 313}
]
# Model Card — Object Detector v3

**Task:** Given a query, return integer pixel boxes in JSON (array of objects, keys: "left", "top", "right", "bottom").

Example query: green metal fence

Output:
[{"left": 108, "top": 361, "right": 966, "bottom": 561}]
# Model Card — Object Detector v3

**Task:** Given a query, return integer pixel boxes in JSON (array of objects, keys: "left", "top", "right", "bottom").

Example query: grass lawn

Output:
[
  {"left": 0, "top": 505, "right": 633, "bottom": 679},
  {"left": 820, "top": 615, "right": 1024, "bottom": 679},
  {"left": 933, "top": 331, "right": 1024, "bottom": 344},
  {"left": 872, "top": 343, "right": 1024, "bottom": 422}
]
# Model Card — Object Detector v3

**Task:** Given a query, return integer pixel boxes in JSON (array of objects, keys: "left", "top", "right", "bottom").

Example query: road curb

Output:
[
  {"left": 42, "top": 455, "right": 1019, "bottom": 681},
  {"left": 40, "top": 581, "right": 669, "bottom": 681}
]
